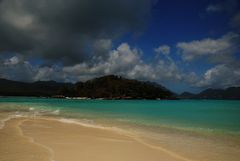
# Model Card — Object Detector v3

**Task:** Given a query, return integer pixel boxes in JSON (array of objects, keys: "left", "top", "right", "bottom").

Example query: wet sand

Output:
[{"left": 0, "top": 116, "right": 240, "bottom": 161}]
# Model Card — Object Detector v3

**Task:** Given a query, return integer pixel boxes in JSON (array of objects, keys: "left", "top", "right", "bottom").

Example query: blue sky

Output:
[
  {"left": 118, "top": 0, "right": 240, "bottom": 93},
  {"left": 0, "top": 0, "right": 239, "bottom": 93}
]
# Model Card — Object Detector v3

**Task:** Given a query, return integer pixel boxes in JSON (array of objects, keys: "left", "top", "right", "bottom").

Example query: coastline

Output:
[
  {"left": 1, "top": 113, "right": 240, "bottom": 161},
  {"left": 0, "top": 115, "right": 189, "bottom": 161},
  {"left": 1, "top": 98, "right": 240, "bottom": 161}
]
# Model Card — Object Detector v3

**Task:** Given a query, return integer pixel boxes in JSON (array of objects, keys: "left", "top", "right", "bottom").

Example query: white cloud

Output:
[
  {"left": 195, "top": 64, "right": 240, "bottom": 88},
  {"left": 177, "top": 33, "right": 239, "bottom": 61},
  {"left": 63, "top": 43, "right": 146, "bottom": 81},
  {"left": 154, "top": 45, "right": 170, "bottom": 55},
  {"left": 63, "top": 43, "right": 142, "bottom": 76},
  {"left": 4, "top": 56, "right": 20, "bottom": 65},
  {"left": 62, "top": 43, "right": 185, "bottom": 83},
  {"left": 34, "top": 67, "right": 58, "bottom": 81},
  {"left": 108, "top": 43, "right": 141, "bottom": 71},
  {"left": 155, "top": 59, "right": 182, "bottom": 81},
  {"left": 206, "top": 1, "right": 239, "bottom": 13},
  {"left": 127, "top": 64, "right": 156, "bottom": 80},
  {"left": 0, "top": 56, "right": 35, "bottom": 81},
  {"left": 176, "top": 32, "right": 240, "bottom": 89},
  {"left": 206, "top": 4, "right": 222, "bottom": 12}
]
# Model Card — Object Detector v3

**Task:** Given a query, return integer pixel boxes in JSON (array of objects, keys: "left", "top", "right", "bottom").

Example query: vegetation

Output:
[
  {"left": 179, "top": 87, "right": 240, "bottom": 100},
  {"left": 0, "top": 75, "right": 176, "bottom": 99},
  {"left": 2, "top": 75, "right": 238, "bottom": 99}
]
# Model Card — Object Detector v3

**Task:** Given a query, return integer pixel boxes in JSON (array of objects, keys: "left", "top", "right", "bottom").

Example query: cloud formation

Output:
[
  {"left": 0, "top": 56, "right": 35, "bottom": 82},
  {"left": 0, "top": 43, "right": 185, "bottom": 85},
  {"left": 206, "top": 0, "right": 239, "bottom": 13},
  {"left": 195, "top": 64, "right": 240, "bottom": 88},
  {"left": 0, "top": 0, "right": 153, "bottom": 64},
  {"left": 58, "top": 43, "right": 182, "bottom": 82},
  {"left": 154, "top": 45, "right": 170, "bottom": 55},
  {"left": 206, "top": 4, "right": 223, "bottom": 12},
  {"left": 178, "top": 32, "right": 240, "bottom": 88},
  {"left": 177, "top": 33, "right": 239, "bottom": 62}
]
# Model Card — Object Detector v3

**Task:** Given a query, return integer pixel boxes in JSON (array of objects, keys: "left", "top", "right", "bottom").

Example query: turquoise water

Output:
[{"left": 0, "top": 97, "right": 240, "bottom": 135}]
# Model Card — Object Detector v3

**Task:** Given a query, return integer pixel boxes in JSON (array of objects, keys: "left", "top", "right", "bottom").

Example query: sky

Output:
[{"left": 0, "top": 0, "right": 239, "bottom": 93}]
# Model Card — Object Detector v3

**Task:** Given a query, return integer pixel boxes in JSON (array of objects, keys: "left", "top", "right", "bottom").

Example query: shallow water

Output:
[{"left": 0, "top": 97, "right": 240, "bottom": 136}]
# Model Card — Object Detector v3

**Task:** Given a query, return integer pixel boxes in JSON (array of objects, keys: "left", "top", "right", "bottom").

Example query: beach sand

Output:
[{"left": 0, "top": 115, "right": 240, "bottom": 161}]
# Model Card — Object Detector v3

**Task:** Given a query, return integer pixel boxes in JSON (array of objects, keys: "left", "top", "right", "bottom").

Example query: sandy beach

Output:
[
  {"left": 0, "top": 113, "right": 240, "bottom": 161},
  {"left": 0, "top": 116, "right": 186, "bottom": 161}
]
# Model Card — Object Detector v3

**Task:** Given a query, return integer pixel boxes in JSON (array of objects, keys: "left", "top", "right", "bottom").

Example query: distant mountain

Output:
[
  {"left": 179, "top": 92, "right": 196, "bottom": 99},
  {"left": 0, "top": 75, "right": 176, "bottom": 99},
  {"left": 0, "top": 78, "right": 74, "bottom": 97},
  {"left": 179, "top": 87, "right": 240, "bottom": 100}
]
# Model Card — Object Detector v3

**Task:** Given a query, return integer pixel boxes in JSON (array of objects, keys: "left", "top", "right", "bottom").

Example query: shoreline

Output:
[
  {"left": 1, "top": 114, "right": 240, "bottom": 161},
  {"left": 0, "top": 95, "right": 178, "bottom": 100},
  {"left": 1, "top": 116, "right": 191, "bottom": 161},
  {"left": 2, "top": 95, "right": 240, "bottom": 100},
  {"left": 1, "top": 98, "right": 240, "bottom": 161}
]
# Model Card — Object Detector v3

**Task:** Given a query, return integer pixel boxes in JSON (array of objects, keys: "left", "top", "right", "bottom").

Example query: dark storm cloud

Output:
[{"left": 0, "top": 0, "right": 153, "bottom": 64}]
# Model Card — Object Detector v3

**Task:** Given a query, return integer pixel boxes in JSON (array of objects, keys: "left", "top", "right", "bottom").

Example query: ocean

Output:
[{"left": 0, "top": 97, "right": 240, "bottom": 136}]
